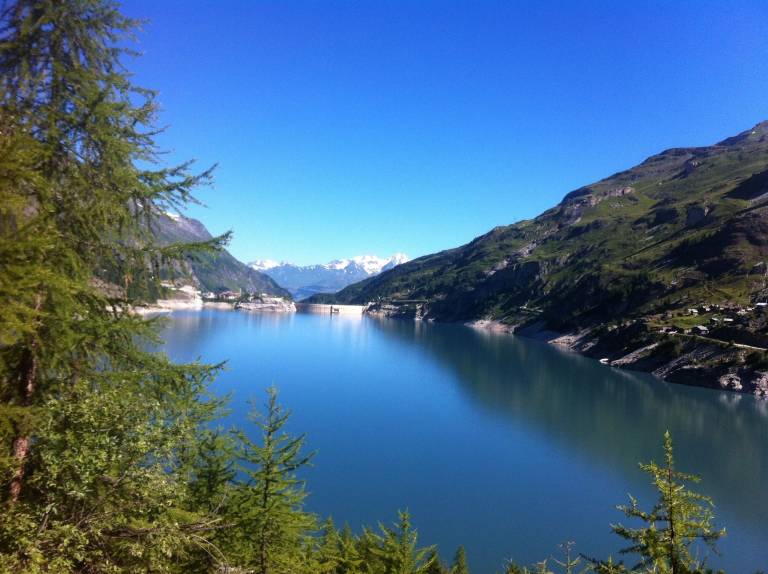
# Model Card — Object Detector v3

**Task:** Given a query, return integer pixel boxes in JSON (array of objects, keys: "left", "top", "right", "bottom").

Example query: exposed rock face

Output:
[
  {"left": 485, "top": 258, "right": 510, "bottom": 277},
  {"left": 606, "top": 186, "right": 635, "bottom": 198},
  {"left": 558, "top": 187, "right": 594, "bottom": 224},
  {"left": 557, "top": 186, "right": 635, "bottom": 225},
  {"left": 676, "top": 159, "right": 702, "bottom": 178},
  {"left": 753, "top": 372, "right": 768, "bottom": 398},
  {"left": 515, "top": 241, "right": 538, "bottom": 257},
  {"left": 132, "top": 284, "right": 205, "bottom": 314},
  {"left": 719, "top": 373, "right": 743, "bottom": 391},
  {"left": 364, "top": 301, "right": 426, "bottom": 320},
  {"left": 152, "top": 284, "right": 204, "bottom": 311},
  {"left": 560, "top": 187, "right": 594, "bottom": 205},
  {"left": 236, "top": 296, "right": 295, "bottom": 313}
]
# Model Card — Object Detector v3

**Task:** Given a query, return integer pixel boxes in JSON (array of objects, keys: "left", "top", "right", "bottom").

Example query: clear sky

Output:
[{"left": 121, "top": 0, "right": 768, "bottom": 265}]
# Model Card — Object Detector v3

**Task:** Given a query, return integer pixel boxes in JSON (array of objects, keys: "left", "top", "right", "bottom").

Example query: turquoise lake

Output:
[{"left": 160, "top": 309, "right": 768, "bottom": 573}]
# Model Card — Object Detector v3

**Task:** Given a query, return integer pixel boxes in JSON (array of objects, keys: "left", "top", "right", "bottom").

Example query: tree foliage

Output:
[
  {"left": 228, "top": 387, "right": 316, "bottom": 574},
  {"left": 451, "top": 546, "right": 469, "bottom": 574},
  {"left": 0, "top": 0, "right": 226, "bottom": 571},
  {"left": 592, "top": 432, "right": 725, "bottom": 574}
]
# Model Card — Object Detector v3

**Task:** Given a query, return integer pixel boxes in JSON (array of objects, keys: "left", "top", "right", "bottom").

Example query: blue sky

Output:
[{"left": 122, "top": 0, "right": 768, "bottom": 265}]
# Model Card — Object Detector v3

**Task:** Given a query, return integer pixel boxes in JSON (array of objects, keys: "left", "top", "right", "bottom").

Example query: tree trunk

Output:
[
  {"left": 8, "top": 345, "right": 38, "bottom": 503},
  {"left": 668, "top": 465, "right": 678, "bottom": 574},
  {"left": 8, "top": 293, "right": 42, "bottom": 504},
  {"left": 259, "top": 476, "right": 271, "bottom": 574}
]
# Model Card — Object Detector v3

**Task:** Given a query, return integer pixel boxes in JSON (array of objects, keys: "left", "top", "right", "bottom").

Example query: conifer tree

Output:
[
  {"left": 366, "top": 511, "right": 436, "bottom": 574},
  {"left": 502, "top": 560, "right": 525, "bottom": 574},
  {"left": 552, "top": 542, "right": 583, "bottom": 574},
  {"left": 451, "top": 545, "right": 469, "bottom": 574},
  {"left": 312, "top": 518, "right": 366, "bottom": 574},
  {"left": 336, "top": 523, "right": 365, "bottom": 574},
  {"left": 187, "top": 427, "right": 238, "bottom": 513},
  {"left": 316, "top": 518, "right": 343, "bottom": 573},
  {"left": 593, "top": 432, "right": 725, "bottom": 574},
  {"left": 425, "top": 548, "right": 449, "bottom": 574},
  {"left": 0, "top": 0, "right": 228, "bottom": 570},
  {"left": 180, "top": 428, "right": 240, "bottom": 573},
  {"left": 232, "top": 386, "right": 316, "bottom": 574}
]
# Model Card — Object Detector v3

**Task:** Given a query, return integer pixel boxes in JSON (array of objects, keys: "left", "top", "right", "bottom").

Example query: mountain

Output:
[
  {"left": 315, "top": 122, "right": 768, "bottom": 393},
  {"left": 155, "top": 212, "right": 290, "bottom": 298},
  {"left": 250, "top": 254, "right": 409, "bottom": 300}
]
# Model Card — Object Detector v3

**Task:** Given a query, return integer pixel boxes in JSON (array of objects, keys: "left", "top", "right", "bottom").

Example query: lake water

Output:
[{"left": 160, "top": 309, "right": 768, "bottom": 573}]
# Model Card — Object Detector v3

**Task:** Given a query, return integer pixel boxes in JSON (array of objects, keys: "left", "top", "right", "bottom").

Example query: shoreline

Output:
[
  {"left": 136, "top": 304, "right": 767, "bottom": 398},
  {"left": 464, "top": 316, "right": 768, "bottom": 398},
  {"left": 132, "top": 299, "right": 234, "bottom": 315}
]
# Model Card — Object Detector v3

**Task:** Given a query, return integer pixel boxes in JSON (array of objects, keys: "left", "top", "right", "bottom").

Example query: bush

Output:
[{"left": 656, "top": 336, "right": 684, "bottom": 358}]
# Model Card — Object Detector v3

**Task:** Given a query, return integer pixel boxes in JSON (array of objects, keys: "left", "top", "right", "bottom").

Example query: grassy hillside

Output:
[{"left": 318, "top": 122, "right": 768, "bottom": 392}]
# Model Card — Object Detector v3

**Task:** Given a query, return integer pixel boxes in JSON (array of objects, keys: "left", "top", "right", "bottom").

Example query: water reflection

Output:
[
  {"left": 160, "top": 310, "right": 768, "bottom": 572},
  {"left": 369, "top": 318, "right": 768, "bottom": 533}
]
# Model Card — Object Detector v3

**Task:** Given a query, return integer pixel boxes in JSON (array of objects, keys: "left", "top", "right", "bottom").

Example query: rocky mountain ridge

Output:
[
  {"left": 154, "top": 212, "right": 290, "bottom": 298},
  {"left": 250, "top": 253, "right": 409, "bottom": 300},
  {"left": 315, "top": 121, "right": 768, "bottom": 394}
]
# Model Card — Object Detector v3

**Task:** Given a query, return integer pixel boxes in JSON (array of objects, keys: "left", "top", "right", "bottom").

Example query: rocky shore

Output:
[
  {"left": 491, "top": 319, "right": 768, "bottom": 398},
  {"left": 361, "top": 303, "right": 768, "bottom": 397},
  {"left": 236, "top": 297, "right": 296, "bottom": 313}
]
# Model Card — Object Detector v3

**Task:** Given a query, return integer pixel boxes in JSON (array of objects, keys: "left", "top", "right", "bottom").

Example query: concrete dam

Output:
[{"left": 295, "top": 303, "right": 366, "bottom": 315}]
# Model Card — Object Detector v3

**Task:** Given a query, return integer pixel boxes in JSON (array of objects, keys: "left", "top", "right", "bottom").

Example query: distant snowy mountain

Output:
[
  {"left": 249, "top": 254, "right": 409, "bottom": 300},
  {"left": 250, "top": 259, "right": 282, "bottom": 271}
]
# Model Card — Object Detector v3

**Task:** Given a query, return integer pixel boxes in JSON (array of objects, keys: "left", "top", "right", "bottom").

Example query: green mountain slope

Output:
[
  {"left": 319, "top": 122, "right": 768, "bottom": 392},
  {"left": 155, "top": 213, "right": 290, "bottom": 297}
]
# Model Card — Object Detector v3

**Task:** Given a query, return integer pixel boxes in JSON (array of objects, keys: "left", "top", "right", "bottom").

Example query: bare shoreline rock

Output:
[{"left": 236, "top": 297, "right": 296, "bottom": 313}]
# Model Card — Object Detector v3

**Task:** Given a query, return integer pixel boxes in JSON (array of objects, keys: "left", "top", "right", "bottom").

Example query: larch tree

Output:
[
  {"left": 335, "top": 523, "right": 365, "bottom": 574},
  {"left": 593, "top": 431, "right": 725, "bottom": 574},
  {"left": 451, "top": 545, "right": 469, "bottom": 574},
  {"left": 0, "top": 0, "right": 229, "bottom": 571},
  {"left": 424, "top": 548, "right": 449, "bottom": 574},
  {"left": 314, "top": 518, "right": 343, "bottom": 573},
  {"left": 366, "top": 510, "right": 437, "bottom": 574},
  {"left": 231, "top": 386, "right": 316, "bottom": 574},
  {"left": 187, "top": 427, "right": 238, "bottom": 514}
]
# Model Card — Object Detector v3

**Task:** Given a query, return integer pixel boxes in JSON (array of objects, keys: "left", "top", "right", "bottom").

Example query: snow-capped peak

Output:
[
  {"left": 250, "top": 254, "right": 409, "bottom": 275},
  {"left": 385, "top": 252, "right": 409, "bottom": 267},
  {"left": 323, "top": 254, "right": 409, "bottom": 275},
  {"left": 248, "top": 253, "right": 410, "bottom": 299},
  {"left": 250, "top": 259, "right": 285, "bottom": 271}
]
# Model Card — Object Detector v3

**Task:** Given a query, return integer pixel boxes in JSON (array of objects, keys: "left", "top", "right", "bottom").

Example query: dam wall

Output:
[{"left": 295, "top": 303, "right": 366, "bottom": 315}]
